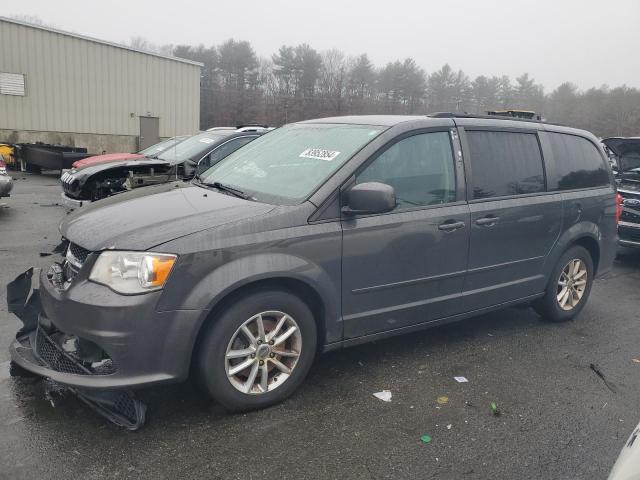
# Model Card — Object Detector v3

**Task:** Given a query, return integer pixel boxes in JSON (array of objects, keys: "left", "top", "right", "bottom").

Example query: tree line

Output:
[{"left": 164, "top": 39, "right": 640, "bottom": 138}]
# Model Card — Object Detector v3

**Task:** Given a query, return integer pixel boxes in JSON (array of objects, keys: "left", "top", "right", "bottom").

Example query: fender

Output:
[
  {"left": 541, "top": 220, "right": 601, "bottom": 281},
  {"left": 157, "top": 251, "right": 342, "bottom": 348}
]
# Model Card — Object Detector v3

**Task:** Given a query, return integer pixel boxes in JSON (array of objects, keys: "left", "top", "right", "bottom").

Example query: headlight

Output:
[{"left": 89, "top": 251, "right": 177, "bottom": 294}]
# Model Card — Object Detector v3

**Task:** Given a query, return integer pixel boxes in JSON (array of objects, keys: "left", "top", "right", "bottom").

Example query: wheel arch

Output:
[
  {"left": 545, "top": 221, "right": 602, "bottom": 281},
  {"left": 572, "top": 235, "right": 600, "bottom": 275},
  {"left": 183, "top": 251, "right": 341, "bottom": 375}
]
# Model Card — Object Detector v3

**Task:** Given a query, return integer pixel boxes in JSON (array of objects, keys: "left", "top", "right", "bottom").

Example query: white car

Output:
[{"left": 609, "top": 421, "right": 640, "bottom": 480}]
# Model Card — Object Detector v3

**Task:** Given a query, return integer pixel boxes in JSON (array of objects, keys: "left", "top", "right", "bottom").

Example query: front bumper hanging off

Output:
[{"left": 7, "top": 267, "right": 146, "bottom": 430}]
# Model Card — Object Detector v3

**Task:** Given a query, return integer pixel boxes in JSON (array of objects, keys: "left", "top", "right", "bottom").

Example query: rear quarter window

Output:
[
  {"left": 467, "top": 130, "right": 545, "bottom": 200},
  {"left": 547, "top": 133, "right": 609, "bottom": 190}
]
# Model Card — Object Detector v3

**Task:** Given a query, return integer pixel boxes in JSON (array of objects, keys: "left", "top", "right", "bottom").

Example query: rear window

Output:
[
  {"left": 547, "top": 133, "right": 610, "bottom": 190},
  {"left": 467, "top": 131, "right": 545, "bottom": 200}
]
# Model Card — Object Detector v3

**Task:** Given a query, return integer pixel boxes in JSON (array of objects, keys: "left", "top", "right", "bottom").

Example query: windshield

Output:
[
  {"left": 157, "top": 132, "right": 229, "bottom": 163},
  {"left": 199, "top": 123, "right": 384, "bottom": 204},
  {"left": 138, "top": 136, "right": 188, "bottom": 157}
]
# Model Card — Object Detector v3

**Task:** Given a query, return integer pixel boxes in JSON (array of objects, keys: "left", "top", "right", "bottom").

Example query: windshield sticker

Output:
[
  {"left": 199, "top": 138, "right": 215, "bottom": 144},
  {"left": 299, "top": 148, "right": 341, "bottom": 161}
]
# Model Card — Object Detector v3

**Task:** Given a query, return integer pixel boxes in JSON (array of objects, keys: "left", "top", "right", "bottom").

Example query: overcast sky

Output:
[{"left": 7, "top": 0, "right": 639, "bottom": 91}]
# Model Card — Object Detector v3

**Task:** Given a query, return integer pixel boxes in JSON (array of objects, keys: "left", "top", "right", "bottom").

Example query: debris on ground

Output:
[
  {"left": 632, "top": 358, "right": 640, "bottom": 364},
  {"left": 373, "top": 390, "right": 392, "bottom": 402},
  {"left": 446, "top": 424, "right": 452, "bottom": 430},
  {"left": 437, "top": 396, "right": 449, "bottom": 405},
  {"left": 454, "top": 376, "right": 468, "bottom": 383},
  {"left": 39, "top": 252, "right": 52, "bottom": 257},
  {"left": 420, "top": 434, "right": 432, "bottom": 444},
  {"left": 491, "top": 402, "right": 500, "bottom": 416}
]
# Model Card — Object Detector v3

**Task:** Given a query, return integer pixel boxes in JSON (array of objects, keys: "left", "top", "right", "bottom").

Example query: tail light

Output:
[
  {"left": 616, "top": 192, "right": 623, "bottom": 224},
  {"left": 0, "top": 158, "right": 6, "bottom": 173}
]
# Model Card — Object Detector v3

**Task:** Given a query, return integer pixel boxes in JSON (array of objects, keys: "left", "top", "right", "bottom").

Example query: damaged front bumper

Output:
[
  {"left": 60, "top": 192, "right": 90, "bottom": 210},
  {"left": 7, "top": 267, "right": 150, "bottom": 429},
  {"left": 8, "top": 262, "right": 201, "bottom": 390}
]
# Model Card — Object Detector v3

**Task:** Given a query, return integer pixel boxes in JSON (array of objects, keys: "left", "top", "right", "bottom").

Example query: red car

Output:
[{"left": 71, "top": 135, "right": 189, "bottom": 169}]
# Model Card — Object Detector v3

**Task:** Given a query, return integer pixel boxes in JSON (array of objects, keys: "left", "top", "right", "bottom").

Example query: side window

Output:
[
  {"left": 547, "top": 133, "right": 609, "bottom": 190},
  {"left": 356, "top": 131, "right": 456, "bottom": 210},
  {"left": 467, "top": 131, "right": 544, "bottom": 200},
  {"left": 203, "top": 137, "right": 256, "bottom": 169}
]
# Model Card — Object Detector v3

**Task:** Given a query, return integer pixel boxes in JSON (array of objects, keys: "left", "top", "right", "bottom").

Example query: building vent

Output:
[{"left": 0, "top": 73, "right": 25, "bottom": 96}]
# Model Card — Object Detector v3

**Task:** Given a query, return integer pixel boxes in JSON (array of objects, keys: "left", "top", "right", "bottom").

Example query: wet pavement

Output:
[{"left": 1, "top": 173, "right": 640, "bottom": 479}]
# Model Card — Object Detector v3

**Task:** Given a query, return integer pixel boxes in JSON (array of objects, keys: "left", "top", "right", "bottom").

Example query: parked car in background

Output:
[
  {"left": 602, "top": 137, "right": 640, "bottom": 248},
  {"left": 10, "top": 114, "right": 618, "bottom": 412},
  {"left": 70, "top": 135, "right": 189, "bottom": 169},
  {"left": 59, "top": 126, "right": 270, "bottom": 208},
  {"left": 608, "top": 420, "right": 640, "bottom": 480},
  {"left": 0, "top": 157, "right": 13, "bottom": 197}
]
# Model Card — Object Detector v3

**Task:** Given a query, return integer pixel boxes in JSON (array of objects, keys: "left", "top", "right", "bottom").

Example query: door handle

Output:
[
  {"left": 438, "top": 220, "right": 465, "bottom": 231},
  {"left": 475, "top": 215, "right": 500, "bottom": 226}
]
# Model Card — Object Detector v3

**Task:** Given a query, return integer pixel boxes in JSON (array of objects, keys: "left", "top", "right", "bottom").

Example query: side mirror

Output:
[{"left": 342, "top": 182, "right": 396, "bottom": 215}]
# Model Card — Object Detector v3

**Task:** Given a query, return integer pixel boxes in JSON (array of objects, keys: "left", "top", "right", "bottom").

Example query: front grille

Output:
[
  {"left": 35, "top": 327, "right": 115, "bottom": 376},
  {"left": 35, "top": 328, "right": 91, "bottom": 375},
  {"left": 68, "top": 242, "right": 90, "bottom": 264},
  {"left": 60, "top": 172, "right": 80, "bottom": 197}
]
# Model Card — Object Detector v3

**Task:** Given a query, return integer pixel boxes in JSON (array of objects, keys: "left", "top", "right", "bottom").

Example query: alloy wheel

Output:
[
  {"left": 557, "top": 259, "right": 588, "bottom": 311},
  {"left": 225, "top": 311, "right": 302, "bottom": 394}
]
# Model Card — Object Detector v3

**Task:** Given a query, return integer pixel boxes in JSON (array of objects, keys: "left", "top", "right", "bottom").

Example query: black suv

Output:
[
  {"left": 603, "top": 137, "right": 640, "bottom": 247},
  {"left": 10, "top": 114, "right": 618, "bottom": 412},
  {"left": 60, "top": 126, "right": 270, "bottom": 208}
]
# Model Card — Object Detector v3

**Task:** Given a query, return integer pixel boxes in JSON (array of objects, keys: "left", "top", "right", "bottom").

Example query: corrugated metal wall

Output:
[{"left": 0, "top": 18, "right": 201, "bottom": 137}]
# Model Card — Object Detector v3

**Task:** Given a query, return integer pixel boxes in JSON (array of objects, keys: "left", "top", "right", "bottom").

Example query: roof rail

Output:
[
  {"left": 205, "top": 127, "right": 236, "bottom": 132},
  {"left": 235, "top": 124, "right": 270, "bottom": 132},
  {"left": 427, "top": 112, "right": 563, "bottom": 126}
]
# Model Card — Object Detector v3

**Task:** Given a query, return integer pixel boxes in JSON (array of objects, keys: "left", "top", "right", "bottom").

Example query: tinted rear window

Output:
[
  {"left": 467, "top": 131, "right": 545, "bottom": 200},
  {"left": 547, "top": 133, "right": 609, "bottom": 190}
]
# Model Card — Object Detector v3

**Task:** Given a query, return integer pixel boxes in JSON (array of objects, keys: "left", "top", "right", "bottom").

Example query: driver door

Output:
[{"left": 341, "top": 130, "right": 470, "bottom": 339}]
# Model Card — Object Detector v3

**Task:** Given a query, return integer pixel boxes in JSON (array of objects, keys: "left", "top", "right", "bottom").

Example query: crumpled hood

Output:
[
  {"left": 60, "top": 182, "right": 276, "bottom": 251},
  {"left": 603, "top": 138, "right": 640, "bottom": 172},
  {"left": 72, "top": 152, "right": 145, "bottom": 169}
]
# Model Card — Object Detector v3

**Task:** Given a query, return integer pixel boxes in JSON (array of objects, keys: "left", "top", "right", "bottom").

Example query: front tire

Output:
[
  {"left": 534, "top": 245, "right": 594, "bottom": 322},
  {"left": 197, "top": 288, "right": 317, "bottom": 412}
]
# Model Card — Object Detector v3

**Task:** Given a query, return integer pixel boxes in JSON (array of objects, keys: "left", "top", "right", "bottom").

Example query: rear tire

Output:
[
  {"left": 197, "top": 288, "right": 317, "bottom": 412},
  {"left": 534, "top": 245, "right": 594, "bottom": 322}
]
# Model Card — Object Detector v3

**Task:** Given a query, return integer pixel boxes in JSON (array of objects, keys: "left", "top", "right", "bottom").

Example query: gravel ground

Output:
[{"left": 1, "top": 173, "right": 639, "bottom": 479}]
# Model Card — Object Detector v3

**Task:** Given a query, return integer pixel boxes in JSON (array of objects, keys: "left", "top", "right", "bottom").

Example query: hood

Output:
[
  {"left": 61, "top": 158, "right": 172, "bottom": 199},
  {"left": 602, "top": 138, "right": 640, "bottom": 172},
  {"left": 69, "top": 158, "right": 170, "bottom": 180},
  {"left": 60, "top": 182, "right": 276, "bottom": 251},
  {"left": 72, "top": 152, "right": 145, "bottom": 169}
]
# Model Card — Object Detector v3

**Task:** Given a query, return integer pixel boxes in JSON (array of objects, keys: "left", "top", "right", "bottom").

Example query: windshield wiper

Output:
[
  {"left": 199, "top": 181, "right": 250, "bottom": 200},
  {"left": 211, "top": 182, "right": 250, "bottom": 199}
]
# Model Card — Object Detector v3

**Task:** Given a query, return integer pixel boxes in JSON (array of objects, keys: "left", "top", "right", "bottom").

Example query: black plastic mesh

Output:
[
  {"left": 36, "top": 328, "right": 90, "bottom": 375},
  {"left": 114, "top": 392, "right": 139, "bottom": 421},
  {"left": 68, "top": 242, "right": 90, "bottom": 264}
]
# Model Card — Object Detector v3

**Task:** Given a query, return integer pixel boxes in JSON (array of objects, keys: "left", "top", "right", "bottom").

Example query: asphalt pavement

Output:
[{"left": 1, "top": 173, "right": 640, "bottom": 479}]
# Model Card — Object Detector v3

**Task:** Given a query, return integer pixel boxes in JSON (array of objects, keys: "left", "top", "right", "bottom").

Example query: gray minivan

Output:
[{"left": 10, "top": 114, "right": 619, "bottom": 411}]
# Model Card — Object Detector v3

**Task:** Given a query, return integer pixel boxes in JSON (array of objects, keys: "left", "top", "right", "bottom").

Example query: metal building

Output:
[{"left": 0, "top": 17, "right": 201, "bottom": 153}]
